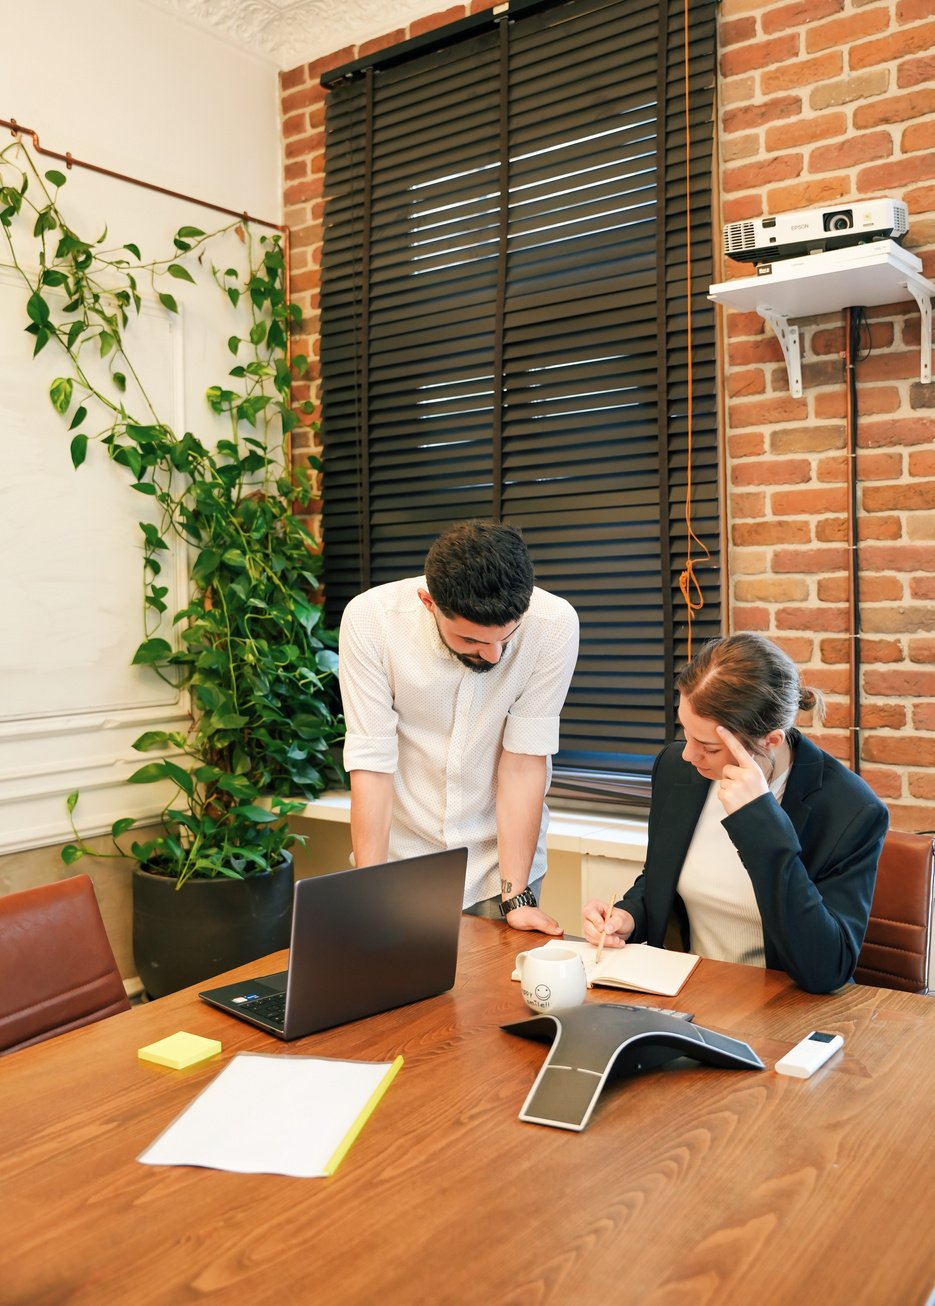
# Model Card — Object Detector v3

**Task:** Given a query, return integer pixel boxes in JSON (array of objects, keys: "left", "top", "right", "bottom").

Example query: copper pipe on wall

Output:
[{"left": 2, "top": 118, "right": 283, "bottom": 232}]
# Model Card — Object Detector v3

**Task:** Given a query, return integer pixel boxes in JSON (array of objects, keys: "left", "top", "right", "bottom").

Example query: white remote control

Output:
[{"left": 775, "top": 1030, "right": 844, "bottom": 1079}]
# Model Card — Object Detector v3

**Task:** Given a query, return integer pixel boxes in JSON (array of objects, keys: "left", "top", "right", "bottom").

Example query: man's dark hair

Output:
[{"left": 424, "top": 520, "right": 534, "bottom": 625}]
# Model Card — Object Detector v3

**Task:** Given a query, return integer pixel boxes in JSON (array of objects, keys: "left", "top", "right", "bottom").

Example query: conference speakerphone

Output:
[{"left": 503, "top": 1003, "right": 764, "bottom": 1131}]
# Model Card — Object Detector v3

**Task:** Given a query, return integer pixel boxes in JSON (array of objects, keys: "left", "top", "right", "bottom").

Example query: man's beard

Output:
[
  {"left": 432, "top": 613, "right": 502, "bottom": 673},
  {"left": 453, "top": 651, "right": 496, "bottom": 673}
]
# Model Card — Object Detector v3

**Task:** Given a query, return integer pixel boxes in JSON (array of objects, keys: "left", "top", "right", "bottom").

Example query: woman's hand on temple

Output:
[{"left": 715, "top": 725, "right": 770, "bottom": 814}]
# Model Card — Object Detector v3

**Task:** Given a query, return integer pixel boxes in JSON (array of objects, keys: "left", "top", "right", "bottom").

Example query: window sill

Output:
[{"left": 293, "top": 790, "right": 648, "bottom": 859}]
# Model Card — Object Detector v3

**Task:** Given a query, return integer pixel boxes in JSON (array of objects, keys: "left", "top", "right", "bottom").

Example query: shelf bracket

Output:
[
  {"left": 758, "top": 304, "right": 802, "bottom": 398},
  {"left": 901, "top": 280, "right": 933, "bottom": 384}
]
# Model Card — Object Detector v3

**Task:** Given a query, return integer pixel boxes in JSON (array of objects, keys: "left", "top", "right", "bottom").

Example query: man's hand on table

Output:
[{"left": 505, "top": 904, "right": 563, "bottom": 935}]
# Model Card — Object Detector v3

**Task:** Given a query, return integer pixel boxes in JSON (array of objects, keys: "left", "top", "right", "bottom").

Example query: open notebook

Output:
[{"left": 512, "top": 938, "right": 700, "bottom": 998}]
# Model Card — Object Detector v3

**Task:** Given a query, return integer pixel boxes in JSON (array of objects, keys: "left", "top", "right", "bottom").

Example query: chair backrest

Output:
[
  {"left": 855, "top": 830, "right": 935, "bottom": 994},
  {"left": 0, "top": 874, "right": 131, "bottom": 1055}
]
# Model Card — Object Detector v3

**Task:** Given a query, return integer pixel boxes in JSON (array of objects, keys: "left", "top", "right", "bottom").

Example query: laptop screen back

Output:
[{"left": 281, "top": 848, "right": 468, "bottom": 1036}]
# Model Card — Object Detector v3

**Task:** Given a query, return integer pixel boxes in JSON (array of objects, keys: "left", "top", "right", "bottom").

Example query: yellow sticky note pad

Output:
[{"left": 138, "top": 1032, "right": 222, "bottom": 1070}]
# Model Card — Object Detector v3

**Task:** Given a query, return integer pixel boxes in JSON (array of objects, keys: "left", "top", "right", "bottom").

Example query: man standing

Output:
[{"left": 338, "top": 520, "right": 579, "bottom": 932}]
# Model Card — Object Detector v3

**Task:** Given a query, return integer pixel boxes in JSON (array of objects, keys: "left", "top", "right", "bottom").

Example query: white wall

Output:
[
  {"left": 2, "top": 0, "right": 281, "bottom": 222},
  {"left": 0, "top": 0, "right": 283, "bottom": 865}
]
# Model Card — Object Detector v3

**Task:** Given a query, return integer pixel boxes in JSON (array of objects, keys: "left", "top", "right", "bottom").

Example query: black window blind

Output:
[{"left": 319, "top": 0, "right": 720, "bottom": 796}]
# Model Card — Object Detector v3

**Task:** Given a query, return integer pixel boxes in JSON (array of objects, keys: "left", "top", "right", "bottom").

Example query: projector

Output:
[{"left": 724, "top": 198, "right": 909, "bottom": 265}]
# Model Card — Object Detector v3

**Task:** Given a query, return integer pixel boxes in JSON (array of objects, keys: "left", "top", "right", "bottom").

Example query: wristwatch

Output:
[{"left": 499, "top": 887, "right": 537, "bottom": 916}]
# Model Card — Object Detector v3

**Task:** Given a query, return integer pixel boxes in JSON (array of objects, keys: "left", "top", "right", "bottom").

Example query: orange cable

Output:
[{"left": 677, "top": 0, "right": 711, "bottom": 659}]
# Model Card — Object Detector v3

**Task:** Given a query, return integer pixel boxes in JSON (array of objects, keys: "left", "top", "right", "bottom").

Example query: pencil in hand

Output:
[{"left": 594, "top": 893, "right": 618, "bottom": 965}]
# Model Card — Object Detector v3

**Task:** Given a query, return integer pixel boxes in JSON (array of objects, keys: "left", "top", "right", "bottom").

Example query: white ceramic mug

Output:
[{"left": 515, "top": 946, "right": 587, "bottom": 1014}]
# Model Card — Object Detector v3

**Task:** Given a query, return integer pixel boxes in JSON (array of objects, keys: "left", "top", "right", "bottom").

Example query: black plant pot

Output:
[{"left": 132, "top": 855, "right": 294, "bottom": 999}]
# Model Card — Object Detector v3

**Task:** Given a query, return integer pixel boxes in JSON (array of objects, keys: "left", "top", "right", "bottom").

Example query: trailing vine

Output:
[{"left": 0, "top": 138, "right": 344, "bottom": 886}]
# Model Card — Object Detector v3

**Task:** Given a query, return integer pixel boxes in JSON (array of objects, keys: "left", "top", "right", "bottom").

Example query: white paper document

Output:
[{"left": 138, "top": 1052, "right": 402, "bottom": 1178}]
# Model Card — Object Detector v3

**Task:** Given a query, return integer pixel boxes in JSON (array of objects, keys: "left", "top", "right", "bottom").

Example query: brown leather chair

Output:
[
  {"left": 855, "top": 830, "right": 934, "bottom": 994},
  {"left": 0, "top": 874, "right": 131, "bottom": 1055}
]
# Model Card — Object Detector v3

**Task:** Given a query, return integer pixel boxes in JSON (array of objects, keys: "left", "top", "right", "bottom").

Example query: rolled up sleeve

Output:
[
  {"left": 343, "top": 730, "right": 399, "bottom": 773},
  {"left": 338, "top": 595, "right": 400, "bottom": 775},
  {"left": 502, "top": 601, "right": 579, "bottom": 757}
]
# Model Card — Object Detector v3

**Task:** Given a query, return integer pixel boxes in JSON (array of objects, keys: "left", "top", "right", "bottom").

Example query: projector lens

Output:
[{"left": 824, "top": 210, "right": 853, "bottom": 232}]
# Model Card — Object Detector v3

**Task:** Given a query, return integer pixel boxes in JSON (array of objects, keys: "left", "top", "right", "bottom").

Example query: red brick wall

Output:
[
  {"left": 718, "top": 0, "right": 935, "bottom": 831},
  {"left": 281, "top": 0, "right": 935, "bottom": 830}
]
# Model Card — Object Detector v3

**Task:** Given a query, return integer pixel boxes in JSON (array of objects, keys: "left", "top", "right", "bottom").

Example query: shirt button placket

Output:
[{"left": 444, "top": 671, "right": 474, "bottom": 850}]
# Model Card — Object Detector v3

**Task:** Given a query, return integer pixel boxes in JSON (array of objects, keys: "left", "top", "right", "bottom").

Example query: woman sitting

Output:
[{"left": 583, "top": 633, "right": 888, "bottom": 993}]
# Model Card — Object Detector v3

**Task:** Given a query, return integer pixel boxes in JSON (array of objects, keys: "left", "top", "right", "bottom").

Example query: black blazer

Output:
[{"left": 620, "top": 734, "right": 889, "bottom": 993}]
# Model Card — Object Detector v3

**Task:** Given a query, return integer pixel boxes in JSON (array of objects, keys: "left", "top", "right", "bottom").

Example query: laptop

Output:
[{"left": 199, "top": 848, "right": 468, "bottom": 1039}]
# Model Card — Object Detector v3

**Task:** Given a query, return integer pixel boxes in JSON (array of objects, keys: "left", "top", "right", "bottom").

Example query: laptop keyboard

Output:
[{"left": 243, "top": 992, "right": 286, "bottom": 1026}]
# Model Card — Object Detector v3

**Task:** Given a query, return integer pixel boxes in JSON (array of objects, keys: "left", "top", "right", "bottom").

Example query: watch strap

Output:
[{"left": 498, "top": 887, "right": 537, "bottom": 917}]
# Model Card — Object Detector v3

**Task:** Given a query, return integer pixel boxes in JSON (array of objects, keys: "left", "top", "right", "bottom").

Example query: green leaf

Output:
[
  {"left": 167, "top": 262, "right": 195, "bottom": 283},
  {"left": 50, "top": 376, "right": 73, "bottom": 414},
  {"left": 176, "top": 226, "right": 206, "bottom": 239},
  {"left": 228, "top": 335, "right": 240, "bottom": 354},
  {"left": 139, "top": 521, "right": 169, "bottom": 551},
  {"left": 212, "top": 712, "right": 250, "bottom": 730},
  {"left": 227, "top": 287, "right": 240, "bottom": 308},
  {"left": 99, "top": 329, "right": 116, "bottom": 358},
  {"left": 41, "top": 268, "right": 68, "bottom": 287},
  {"left": 66, "top": 790, "right": 80, "bottom": 814},
  {"left": 111, "top": 817, "right": 137, "bottom": 837},
  {"left": 124, "top": 242, "right": 141, "bottom": 259},
  {"left": 127, "top": 762, "right": 170, "bottom": 785},
  {"left": 315, "top": 649, "right": 339, "bottom": 674},
  {"left": 130, "top": 480, "right": 157, "bottom": 495},
  {"left": 131, "top": 637, "right": 173, "bottom": 665},
  {"left": 232, "top": 804, "right": 279, "bottom": 823},
  {"left": 112, "top": 371, "right": 127, "bottom": 392},
  {"left": 61, "top": 844, "right": 84, "bottom": 865},
  {"left": 70, "top": 433, "right": 88, "bottom": 468},
  {"left": 30, "top": 327, "right": 51, "bottom": 356},
  {"left": 158, "top": 292, "right": 179, "bottom": 314},
  {"left": 164, "top": 760, "right": 195, "bottom": 795},
  {"left": 33, "top": 207, "right": 57, "bottom": 237},
  {"left": 132, "top": 729, "right": 183, "bottom": 752},
  {"left": 69, "top": 404, "right": 87, "bottom": 430},
  {"left": 191, "top": 548, "right": 221, "bottom": 586},
  {"left": 45, "top": 169, "right": 68, "bottom": 188},
  {"left": 27, "top": 291, "right": 50, "bottom": 325},
  {"left": 111, "top": 445, "right": 143, "bottom": 478}
]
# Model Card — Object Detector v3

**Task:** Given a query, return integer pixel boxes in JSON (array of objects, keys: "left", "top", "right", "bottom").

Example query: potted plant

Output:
[{"left": 1, "top": 139, "right": 345, "bottom": 996}]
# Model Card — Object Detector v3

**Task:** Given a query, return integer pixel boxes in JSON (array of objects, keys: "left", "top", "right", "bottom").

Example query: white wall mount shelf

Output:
[{"left": 708, "top": 240, "right": 935, "bottom": 398}]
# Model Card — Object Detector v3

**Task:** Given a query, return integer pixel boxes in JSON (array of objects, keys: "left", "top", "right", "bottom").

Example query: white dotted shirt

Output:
[{"left": 338, "top": 577, "right": 579, "bottom": 906}]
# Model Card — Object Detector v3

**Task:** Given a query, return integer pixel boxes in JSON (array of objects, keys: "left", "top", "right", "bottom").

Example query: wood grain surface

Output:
[{"left": 2, "top": 916, "right": 933, "bottom": 1306}]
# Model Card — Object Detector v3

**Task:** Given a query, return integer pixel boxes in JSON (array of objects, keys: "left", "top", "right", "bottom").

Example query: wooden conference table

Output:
[{"left": 3, "top": 916, "right": 934, "bottom": 1306}]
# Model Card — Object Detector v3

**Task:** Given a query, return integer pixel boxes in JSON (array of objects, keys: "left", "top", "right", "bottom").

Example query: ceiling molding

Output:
[{"left": 142, "top": 0, "right": 449, "bottom": 69}]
